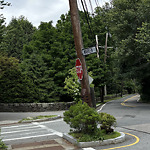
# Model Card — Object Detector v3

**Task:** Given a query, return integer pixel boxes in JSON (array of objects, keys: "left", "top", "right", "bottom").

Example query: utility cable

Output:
[
  {"left": 77, "top": 0, "right": 82, "bottom": 11},
  {"left": 83, "top": 0, "right": 89, "bottom": 12},
  {"left": 80, "top": 0, "right": 95, "bottom": 39},
  {"left": 95, "top": 0, "right": 99, "bottom": 7},
  {"left": 88, "top": 0, "right": 94, "bottom": 17}
]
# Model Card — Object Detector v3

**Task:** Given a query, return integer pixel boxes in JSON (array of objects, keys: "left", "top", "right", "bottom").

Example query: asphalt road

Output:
[
  {"left": 1, "top": 94, "right": 150, "bottom": 150},
  {"left": 96, "top": 94, "right": 150, "bottom": 150}
]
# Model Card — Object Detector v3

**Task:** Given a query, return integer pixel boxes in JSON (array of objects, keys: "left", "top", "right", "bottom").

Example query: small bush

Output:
[
  {"left": 0, "top": 139, "right": 7, "bottom": 150},
  {"left": 99, "top": 112, "right": 116, "bottom": 133},
  {"left": 70, "top": 129, "right": 103, "bottom": 142},
  {"left": 63, "top": 101, "right": 100, "bottom": 134}
]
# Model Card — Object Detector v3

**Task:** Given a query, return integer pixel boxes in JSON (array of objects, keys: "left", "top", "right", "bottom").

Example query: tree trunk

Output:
[{"left": 100, "top": 86, "right": 104, "bottom": 103}]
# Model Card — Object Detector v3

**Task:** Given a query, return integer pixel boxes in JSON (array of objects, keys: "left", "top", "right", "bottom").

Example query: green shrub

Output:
[
  {"left": 0, "top": 139, "right": 7, "bottom": 150},
  {"left": 63, "top": 101, "right": 100, "bottom": 134},
  {"left": 64, "top": 67, "right": 81, "bottom": 102},
  {"left": 99, "top": 112, "right": 116, "bottom": 133},
  {"left": 64, "top": 67, "right": 94, "bottom": 102},
  {"left": 70, "top": 129, "right": 103, "bottom": 142}
]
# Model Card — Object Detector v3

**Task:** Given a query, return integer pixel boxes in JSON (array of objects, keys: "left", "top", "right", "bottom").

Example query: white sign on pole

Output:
[
  {"left": 77, "top": 75, "right": 93, "bottom": 84},
  {"left": 82, "top": 47, "right": 96, "bottom": 56}
]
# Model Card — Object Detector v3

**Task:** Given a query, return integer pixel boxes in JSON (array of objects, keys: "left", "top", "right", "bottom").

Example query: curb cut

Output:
[{"left": 63, "top": 132, "right": 125, "bottom": 148}]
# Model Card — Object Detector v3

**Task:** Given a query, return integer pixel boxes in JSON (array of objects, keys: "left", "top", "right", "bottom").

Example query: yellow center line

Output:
[
  {"left": 121, "top": 95, "right": 138, "bottom": 107},
  {"left": 101, "top": 132, "right": 140, "bottom": 150}
]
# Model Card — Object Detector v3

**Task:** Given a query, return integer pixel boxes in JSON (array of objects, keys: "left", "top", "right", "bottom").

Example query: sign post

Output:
[{"left": 69, "top": 0, "right": 92, "bottom": 107}]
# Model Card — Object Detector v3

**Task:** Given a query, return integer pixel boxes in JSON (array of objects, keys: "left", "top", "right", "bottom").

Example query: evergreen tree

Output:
[
  {"left": 0, "top": 53, "right": 39, "bottom": 103},
  {"left": 1, "top": 16, "right": 35, "bottom": 60},
  {"left": 21, "top": 21, "right": 74, "bottom": 102}
]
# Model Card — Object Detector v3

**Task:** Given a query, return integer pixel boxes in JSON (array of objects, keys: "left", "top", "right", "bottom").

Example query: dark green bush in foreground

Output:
[
  {"left": 63, "top": 101, "right": 100, "bottom": 134},
  {"left": 63, "top": 101, "right": 118, "bottom": 142},
  {"left": 64, "top": 101, "right": 116, "bottom": 134},
  {"left": 99, "top": 112, "right": 116, "bottom": 133},
  {"left": 0, "top": 139, "right": 7, "bottom": 150}
]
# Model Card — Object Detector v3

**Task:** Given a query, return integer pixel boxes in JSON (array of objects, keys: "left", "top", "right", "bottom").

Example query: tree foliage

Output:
[
  {"left": 1, "top": 16, "right": 35, "bottom": 60},
  {"left": 0, "top": 0, "right": 11, "bottom": 10},
  {"left": 64, "top": 101, "right": 101, "bottom": 134},
  {"left": 1, "top": 0, "right": 146, "bottom": 103},
  {"left": 64, "top": 67, "right": 81, "bottom": 102},
  {"left": 0, "top": 53, "right": 39, "bottom": 103},
  {"left": 108, "top": 0, "right": 150, "bottom": 101}
]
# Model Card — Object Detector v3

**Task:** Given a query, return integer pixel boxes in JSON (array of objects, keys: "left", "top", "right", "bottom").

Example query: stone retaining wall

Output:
[{"left": 0, "top": 102, "right": 75, "bottom": 112}]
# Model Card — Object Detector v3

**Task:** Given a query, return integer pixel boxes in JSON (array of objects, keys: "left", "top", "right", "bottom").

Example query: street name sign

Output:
[{"left": 82, "top": 47, "right": 96, "bottom": 56}]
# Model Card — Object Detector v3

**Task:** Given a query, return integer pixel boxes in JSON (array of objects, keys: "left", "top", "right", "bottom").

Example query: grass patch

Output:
[
  {"left": 103, "top": 131, "right": 120, "bottom": 140},
  {"left": 19, "top": 115, "right": 58, "bottom": 123},
  {"left": 69, "top": 129, "right": 121, "bottom": 142},
  {"left": 96, "top": 95, "right": 128, "bottom": 106}
]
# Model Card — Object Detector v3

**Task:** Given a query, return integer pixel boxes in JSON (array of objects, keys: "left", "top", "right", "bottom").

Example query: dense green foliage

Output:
[
  {"left": 0, "top": 129, "right": 7, "bottom": 150},
  {"left": 64, "top": 67, "right": 81, "bottom": 102},
  {"left": 64, "top": 101, "right": 117, "bottom": 141},
  {"left": 1, "top": 16, "right": 35, "bottom": 60},
  {"left": 64, "top": 67, "right": 94, "bottom": 102},
  {"left": 99, "top": 112, "right": 116, "bottom": 133},
  {"left": 70, "top": 130, "right": 120, "bottom": 142},
  {"left": 1, "top": 0, "right": 150, "bottom": 103},
  {"left": 0, "top": 53, "right": 39, "bottom": 103},
  {"left": 108, "top": 0, "right": 150, "bottom": 101},
  {"left": 20, "top": 20, "right": 75, "bottom": 102},
  {"left": 64, "top": 101, "right": 100, "bottom": 134},
  {"left": 0, "top": 139, "right": 7, "bottom": 150}
]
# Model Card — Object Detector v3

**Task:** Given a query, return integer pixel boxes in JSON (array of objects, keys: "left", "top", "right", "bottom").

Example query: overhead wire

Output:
[
  {"left": 80, "top": 0, "right": 95, "bottom": 39},
  {"left": 88, "top": 0, "right": 94, "bottom": 17},
  {"left": 83, "top": 0, "right": 89, "bottom": 12},
  {"left": 77, "top": 0, "right": 82, "bottom": 11},
  {"left": 95, "top": 0, "right": 99, "bottom": 7}
]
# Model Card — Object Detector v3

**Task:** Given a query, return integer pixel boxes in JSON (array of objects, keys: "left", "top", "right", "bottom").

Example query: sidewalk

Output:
[
  {"left": 0, "top": 111, "right": 65, "bottom": 126},
  {"left": 0, "top": 110, "right": 82, "bottom": 150},
  {"left": 0, "top": 107, "right": 105, "bottom": 150},
  {"left": 9, "top": 138, "right": 79, "bottom": 150}
]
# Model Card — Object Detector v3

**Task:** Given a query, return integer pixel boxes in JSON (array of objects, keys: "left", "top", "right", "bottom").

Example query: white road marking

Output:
[
  {"left": 2, "top": 133, "right": 57, "bottom": 142},
  {"left": 1, "top": 124, "right": 37, "bottom": 129},
  {"left": 1, "top": 120, "right": 63, "bottom": 143},
  {"left": 32, "top": 122, "right": 63, "bottom": 137},
  {"left": 82, "top": 148, "right": 95, "bottom": 150},
  {"left": 37, "top": 118, "right": 63, "bottom": 124},
  {"left": 1, "top": 128, "right": 40, "bottom": 135},
  {"left": 97, "top": 103, "right": 106, "bottom": 112}
]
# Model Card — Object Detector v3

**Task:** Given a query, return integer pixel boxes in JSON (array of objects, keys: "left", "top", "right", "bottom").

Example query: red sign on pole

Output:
[{"left": 75, "top": 58, "right": 83, "bottom": 80}]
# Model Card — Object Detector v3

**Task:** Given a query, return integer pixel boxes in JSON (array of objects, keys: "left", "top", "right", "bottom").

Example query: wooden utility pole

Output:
[
  {"left": 104, "top": 33, "right": 108, "bottom": 96},
  {"left": 96, "top": 33, "right": 113, "bottom": 98},
  {"left": 96, "top": 35, "right": 99, "bottom": 59},
  {"left": 104, "top": 33, "right": 108, "bottom": 63},
  {"left": 69, "top": 0, "right": 92, "bottom": 107}
]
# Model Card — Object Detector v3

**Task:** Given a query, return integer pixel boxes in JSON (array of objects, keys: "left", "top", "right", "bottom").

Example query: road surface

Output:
[{"left": 1, "top": 94, "right": 150, "bottom": 150}]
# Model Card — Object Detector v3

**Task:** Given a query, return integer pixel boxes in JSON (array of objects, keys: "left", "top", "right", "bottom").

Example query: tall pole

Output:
[
  {"left": 69, "top": 0, "right": 92, "bottom": 107},
  {"left": 96, "top": 35, "right": 99, "bottom": 58},
  {"left": 104, "top": 33, "right": 108, "bottom": 63},
  {"left": 104, "top": 33, "right": 108, "bottom": 96}
]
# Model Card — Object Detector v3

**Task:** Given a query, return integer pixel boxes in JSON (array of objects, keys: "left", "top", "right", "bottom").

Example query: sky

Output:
[{"left": 1, "top": 0, "right": 109, "bottom": 28}]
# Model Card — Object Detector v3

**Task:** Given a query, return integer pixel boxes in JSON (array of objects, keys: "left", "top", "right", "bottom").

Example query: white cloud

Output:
[
  {"left": 1, "top": 0, "right": 110, "bottom": 28},
  {"left": 1, "top": 0, "right": 69, "bottom": 27}
]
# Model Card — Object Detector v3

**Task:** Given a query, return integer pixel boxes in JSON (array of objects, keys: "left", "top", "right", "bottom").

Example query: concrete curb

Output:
[
  {"left": 63, "top": 132, "right": 125, "bottom": 148},
  {"left": 20, "top": 115, "right": 61, "bottom": 123}
]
